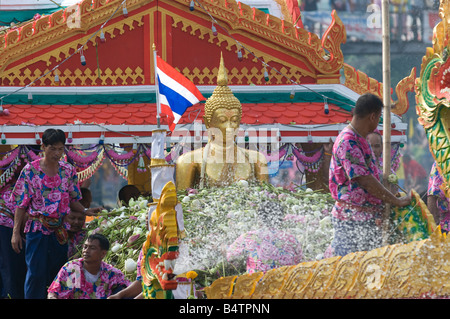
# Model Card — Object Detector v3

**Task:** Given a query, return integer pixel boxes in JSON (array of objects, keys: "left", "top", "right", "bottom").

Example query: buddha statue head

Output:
[{"left": 203, "top": 53, "right": 242, "bottom": 146}]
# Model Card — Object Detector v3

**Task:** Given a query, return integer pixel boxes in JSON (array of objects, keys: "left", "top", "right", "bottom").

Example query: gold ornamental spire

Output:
[
  {"left": 203, "top": 52, "right": 242, "bottom": 126},
  {"left": 217, "top": 52, "right": 228, "bottom": 86}
]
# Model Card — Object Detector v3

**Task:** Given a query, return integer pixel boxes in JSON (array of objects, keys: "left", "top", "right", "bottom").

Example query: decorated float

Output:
[
  {"left": 0, "top": 0, "right": 436, "bottom": 299},
  {"left": 204, "top": 0, "right": 450, "bottom": 299},
  {"left": 0, "top": 0, "right": 412, "bottom": 191}
]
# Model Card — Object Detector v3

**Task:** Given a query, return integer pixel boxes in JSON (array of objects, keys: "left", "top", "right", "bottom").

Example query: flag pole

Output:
[
  {"left": 381, "top": 0, "right": 392, "bottom": 246},
  {"left": 153, "top": 43, "right": 161, "bottom": 128}
]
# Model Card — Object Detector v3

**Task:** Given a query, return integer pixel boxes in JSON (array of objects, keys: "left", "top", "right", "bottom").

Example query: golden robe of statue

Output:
[{"left": 175, "top": 55, "right": 269, "bottom": 190}]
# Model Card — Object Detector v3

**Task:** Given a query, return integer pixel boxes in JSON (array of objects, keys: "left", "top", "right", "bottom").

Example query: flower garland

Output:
[
  {"left": 77, "top": 149, "right": 105, "bottom": 183},
  {"left": 106, "top": 148, "right": 135, "bottom": 161},
  {"left": 103, "top": 145, "right": 144, "bottom": 168},
  {"left": 0, "top": 140, "right": 399, "bottom": 188},
  {"left": 110, "top": 161, "right": 129, "bottom": 180},
  {"left": 0, "top": 147, "right": 20, "bottom": 167},
  {"left": 291, "top": 145, "right": 324, "bottom": 173},
  {"left": 0, "top": 156, "right": 21, "bottom": 186},
  {"left": 66, "top": 148, "right": 99, "bottom": 166},
  {"left": 0, "top": 146, "right": 41, "bottom": 188}
]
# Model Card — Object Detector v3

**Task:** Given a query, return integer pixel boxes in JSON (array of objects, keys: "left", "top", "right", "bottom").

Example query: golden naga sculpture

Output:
[
  {"left": 205, "top": 227, "right": 450, "bottom": 299},
  {"left": 175, "top": 54, "right": 269, "bottom": 190},
  {"left": 416, "top": 0, "right": 450, "bottom": 197},
  {"left": 140, "top": 129, "right": 183, "bottom": 299}
]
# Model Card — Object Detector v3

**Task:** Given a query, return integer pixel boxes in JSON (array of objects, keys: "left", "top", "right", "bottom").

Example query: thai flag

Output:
[{"left": 156, "top": 56, "right": 205, "bottom": 131}]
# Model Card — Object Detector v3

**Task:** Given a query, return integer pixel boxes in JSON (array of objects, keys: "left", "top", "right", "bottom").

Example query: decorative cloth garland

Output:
[{"left": 0, "top": 141, "right": 404, "bottom": 188}]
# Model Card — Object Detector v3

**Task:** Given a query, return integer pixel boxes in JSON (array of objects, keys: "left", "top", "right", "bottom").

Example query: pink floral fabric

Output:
[
  {"left": 67, "top": 229, "right": 87, "bottom": 259},
  {"left": 329, "top": 127, "right": 383, "bottom": 221},
  {"left": 226, "top": 228, "right": 303, "bottom": 274},
  {"left": 47, "top": 258, "right": 130, "bottom": 299},
  {"left": 427, "top": 162, "right": 450, "bottom": 232},
  {"left": 11, "top": 159, "right": 81, "bottom": 234},
  {"left": 0, "top": 182, "right": 17, "bottom": 228}
]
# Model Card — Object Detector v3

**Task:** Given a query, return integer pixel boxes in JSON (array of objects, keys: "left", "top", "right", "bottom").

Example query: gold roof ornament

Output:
[{"left": 203, "top": 52, "right": 242, "bottom": 128}]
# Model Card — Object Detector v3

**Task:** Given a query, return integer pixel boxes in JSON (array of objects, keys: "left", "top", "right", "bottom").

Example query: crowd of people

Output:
[
  {"left": 0, "top": 129, "right": 144, "bottom": 299},
  {"left": 0, "top": 94, "right": 448, "bottom": 299}
]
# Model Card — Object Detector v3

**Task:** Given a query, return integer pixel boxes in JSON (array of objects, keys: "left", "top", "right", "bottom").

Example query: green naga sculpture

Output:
[{"left": 416, "top": 0, "right": 450, "bottom": 197}]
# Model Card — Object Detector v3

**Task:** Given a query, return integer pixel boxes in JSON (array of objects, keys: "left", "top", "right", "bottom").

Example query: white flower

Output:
[
  {"left": 124, "top": 258, "right": 137, "bottom": 272},
  {"left": 191, "top": 199, "right": 201, "bottom": 209},
  {"left": 388, "top": 174, "right": 398, "bottom": 184},
  {"left": 139, "top": 200, "right": 148, "bottom": 209},
  {"left": 236, "top": 180, "right": 249, "bottom": 188},
  {"left": 111, "top": 243, "right": 122, "bottom": 253},
  {"left": 182, "top": 196, "right": 191, "bottom": 203}
]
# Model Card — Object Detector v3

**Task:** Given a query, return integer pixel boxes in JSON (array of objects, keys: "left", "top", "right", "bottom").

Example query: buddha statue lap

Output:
[{"left": 175, "top": 54, "right": 269, "bottom": 190}]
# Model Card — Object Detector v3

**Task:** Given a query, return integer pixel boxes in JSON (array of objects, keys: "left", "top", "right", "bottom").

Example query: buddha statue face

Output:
[
  {"left": 206, "top": 107, "right": 241, "bottom": 146},
  {"left": 203, "top": 53, "right": 242, "bottom": 147}
]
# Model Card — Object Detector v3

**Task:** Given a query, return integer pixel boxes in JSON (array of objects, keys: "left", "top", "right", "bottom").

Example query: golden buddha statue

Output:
[{"left": 175, "top": 54, "right": 269, "bottom": 190}]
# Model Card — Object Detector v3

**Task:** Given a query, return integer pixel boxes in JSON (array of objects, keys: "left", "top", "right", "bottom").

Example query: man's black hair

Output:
[
  {"left": 353, "top": 93, "right": 384, "bottom": 119},
  {"left": 42, "top": 128, "right": 66, "bottom": 146},
  {"left": 118, "top": 184, "right": 141, "bottom": 204},
  {"left": 87, "top": 233, "right": 110, "bottom": 251}
]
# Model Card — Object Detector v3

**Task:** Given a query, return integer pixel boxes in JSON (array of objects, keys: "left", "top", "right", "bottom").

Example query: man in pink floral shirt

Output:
[
  {"left": 329, "top": 93, "right": 410, "bottom": 256},
  {"left": 48, "top": 233, "right": 130, "bottom": 299},
  {"left": 10, "top": 129, "right": 102, "bottom": 299}
]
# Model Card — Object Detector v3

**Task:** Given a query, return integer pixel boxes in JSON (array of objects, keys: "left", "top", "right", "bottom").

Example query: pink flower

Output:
[
  {"left": 333, "top": 166, "right": 347, "bottom": 184},
  {"left": 14, "top": 179, "right": 25, "bottom": 194},
  {"left": 350, "top": 188, "right": 366, "bottom": 205},
  {"left": 349, "top": 147, "right": 363, "bottom": 160},
  {"left": 30, "top": 175, "right": 42, "bottom": 190},
  {"left": 43, "top": 175, "right": 61, "bottom": 189},
  {"left": 47, "top": 190, "right": 61, "bottom": 202},
  {"left": 31, "top": 195, "right": 45, "bottom": 211},
  {"left": 95, "top": 285, "right": 106, "bottom": 298},
  {"left": 258, "top": 242, "right": 278, "bottom": 261},
  {"left": 60, "top": 178, "right": 69, "bottom": 192},
  {"left": 46, "top": 203, "right": 59, "bottom": 216},
  {"left": 187, "top": 188, "right": 198, "bottom": 195},
  {"left": 352, "top": 165, "right": 368, "bottom": 177},
  {"left": 58, "top": 193, "right": 70, "bottom": 212},
  {"left": 128, "top": 234, "right": 140, "bottom": 244}
]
